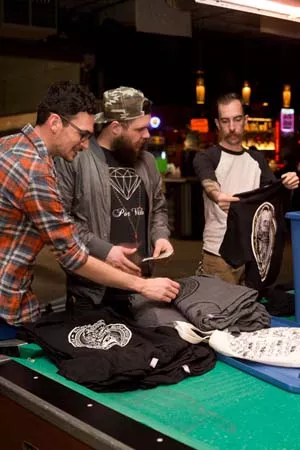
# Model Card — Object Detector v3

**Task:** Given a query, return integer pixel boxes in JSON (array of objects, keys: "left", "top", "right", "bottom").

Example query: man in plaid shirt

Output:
[{"left": 0, "top": 81, "right": 179, "bottom": 326}]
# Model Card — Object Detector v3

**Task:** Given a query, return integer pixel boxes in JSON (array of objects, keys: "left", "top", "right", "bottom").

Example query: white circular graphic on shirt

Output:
[
  {"left": 109, "top": 167, "right": 141, "bottom": 200},
  {"left": 251, "top": 202, "right": 277, "bottom": 282},
  {"left": 68, "top": 319, "right": 132, "bottom": 350}
]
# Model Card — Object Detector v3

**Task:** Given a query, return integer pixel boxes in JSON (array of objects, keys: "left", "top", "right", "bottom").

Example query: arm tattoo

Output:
[{"left": 202, "top": 179, "right": 220, "bottom": 202}]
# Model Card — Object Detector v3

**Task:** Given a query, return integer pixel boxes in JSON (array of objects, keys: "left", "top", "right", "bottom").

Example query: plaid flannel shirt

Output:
[{"left": 0, "top": 124, "right": 88, "bottom": 325}]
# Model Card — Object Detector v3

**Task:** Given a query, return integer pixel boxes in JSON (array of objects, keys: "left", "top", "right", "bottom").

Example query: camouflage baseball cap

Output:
[{"left": 95, "top": 86, "right": 151, "bottom": 124}]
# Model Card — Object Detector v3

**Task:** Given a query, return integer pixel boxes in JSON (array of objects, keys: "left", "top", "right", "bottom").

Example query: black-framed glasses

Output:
[{"left": 59, "top": 114, "right": 93, "bottom": 142}]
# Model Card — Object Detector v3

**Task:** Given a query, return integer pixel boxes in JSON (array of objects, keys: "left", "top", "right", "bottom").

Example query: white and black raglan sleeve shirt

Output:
[{"left": 193, "top": 145, "right": 276, "bottom": 255}]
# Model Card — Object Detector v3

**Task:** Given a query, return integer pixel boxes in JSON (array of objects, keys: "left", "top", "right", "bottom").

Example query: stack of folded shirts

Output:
[{"left": 174, "top": 275, "right": 270, "bottom": 333}]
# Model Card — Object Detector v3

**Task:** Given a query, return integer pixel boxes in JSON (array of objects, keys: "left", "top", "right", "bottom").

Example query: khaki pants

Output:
[{"left": 196, "top": 251, "right": 245, "bottom": 285}]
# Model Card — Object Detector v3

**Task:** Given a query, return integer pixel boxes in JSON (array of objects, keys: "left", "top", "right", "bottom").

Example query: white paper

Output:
[{"left": 141, "top": 250, "right": 174, "bottom": 263}]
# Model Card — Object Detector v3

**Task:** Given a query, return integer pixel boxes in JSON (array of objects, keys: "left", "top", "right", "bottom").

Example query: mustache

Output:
[{"left": 226, "top": 132, "right": 241, "bottom": 138}]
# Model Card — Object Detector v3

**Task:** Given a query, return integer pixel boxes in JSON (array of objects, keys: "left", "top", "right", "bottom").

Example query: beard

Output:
[{"left": 111, "top": 136, "right": 147, "bottom": 167}]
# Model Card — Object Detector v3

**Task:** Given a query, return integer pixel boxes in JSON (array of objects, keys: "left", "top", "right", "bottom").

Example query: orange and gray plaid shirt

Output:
[{"left": 0, "top": 124, "right": 88, "bottom": 325}]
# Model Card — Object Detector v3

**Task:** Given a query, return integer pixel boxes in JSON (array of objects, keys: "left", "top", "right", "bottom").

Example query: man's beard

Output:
[{"left": 111, "top": 136, "right": 147, "bottom": 167}]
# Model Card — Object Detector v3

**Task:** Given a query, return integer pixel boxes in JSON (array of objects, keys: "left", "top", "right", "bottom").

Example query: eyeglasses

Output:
[{"left": 59, "top": 114, "right": 93, "bottom": 142}]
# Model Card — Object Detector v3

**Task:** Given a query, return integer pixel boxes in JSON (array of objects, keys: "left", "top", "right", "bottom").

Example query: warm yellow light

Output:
[
  {"left": 242, "top": 81, "right": 251, "bottom": 106},
  {"left": 194, "top": 1, "right": 300, "bottom": 23},
  {"left": 196, "top": 72, "right": 205, "bottom": 104},
  {"left": 262, "top": 102, "right": 269, "bottom": 107},
  {"left": 283, "top": 84, "right": 291, "bottom": 108}
]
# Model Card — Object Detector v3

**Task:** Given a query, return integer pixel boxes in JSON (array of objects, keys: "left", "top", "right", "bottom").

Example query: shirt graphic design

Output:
[
  {"left": 219, "top": 181, "right": 285, "bottom": 292},
  {"left": 209, "top": 327, "right": 300, "bottom": 367},
  {"left": 68, "top": 319, "right": 132, "bottom": 350},
  {"left": 251, "top": 202, "right": 277, "bottom": 282},
  {"left": 109, "top": 167, "right": 145, "bottom": 220},
  {"left": 178, "top": 278, "right": 200, "bottom": 302},
  {"left": 22, "top": 309, "right": 216, "bottom": 392}
]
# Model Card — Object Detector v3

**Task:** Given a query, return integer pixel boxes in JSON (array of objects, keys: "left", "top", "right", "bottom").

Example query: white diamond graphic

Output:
[{"left": 109, "top": 168, "right": 141, "bottom": 200}]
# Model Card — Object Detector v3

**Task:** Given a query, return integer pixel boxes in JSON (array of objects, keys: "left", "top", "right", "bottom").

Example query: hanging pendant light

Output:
[
  {"left": 282, "top": 84, "right": 291, "bottom": 108},
  {"left": 196, "top": 71, "right": 205, "bottom": 104},
  {"left": 242, "top": 81, "right": 251, "bottom": 106}
]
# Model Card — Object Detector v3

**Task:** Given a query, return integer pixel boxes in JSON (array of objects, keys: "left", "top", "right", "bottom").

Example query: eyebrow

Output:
[
  {"left": 132, "top": 126, "right": 149, "bottom": 131},
  {"left": 219, "top": 115, "right": 244, "bottom": 120}
]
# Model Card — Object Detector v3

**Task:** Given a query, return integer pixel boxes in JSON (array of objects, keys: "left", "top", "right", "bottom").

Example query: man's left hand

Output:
[
  {"left": 281, "top": 172, "right": 300, "bottom": 190},
  {"left": 153, "top": 239, "right": 174, "bottom": 258}
]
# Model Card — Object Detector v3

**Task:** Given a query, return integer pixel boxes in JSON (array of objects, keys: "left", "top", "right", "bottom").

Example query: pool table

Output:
[{"left": 1, "top": 346, "right": 300, "bottom": 450}]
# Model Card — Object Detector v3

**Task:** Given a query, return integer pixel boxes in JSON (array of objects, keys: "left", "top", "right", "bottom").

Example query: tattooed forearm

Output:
[{"left": 202, "top": 179, "right": 220, "bottom": 202}]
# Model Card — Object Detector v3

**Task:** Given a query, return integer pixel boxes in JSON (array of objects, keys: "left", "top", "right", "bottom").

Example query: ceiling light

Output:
[{"left": 194, "top": 0, "right": 300, "bottom": 22}]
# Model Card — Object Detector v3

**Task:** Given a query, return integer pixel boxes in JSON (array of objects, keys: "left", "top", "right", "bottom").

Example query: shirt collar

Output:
[
  {"left": 21, "top": 123, "right": 49, "bottom": 159},
  {"left": 218, "top": 144, "right": 246, "bottom": 156}
]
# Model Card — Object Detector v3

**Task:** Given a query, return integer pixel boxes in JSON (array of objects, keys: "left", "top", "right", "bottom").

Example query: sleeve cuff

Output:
[
  {"left": 151, "top": 230, "right": 171, "bottom": 245},
  {"left": 88, "top": 235, "right": 114, "bottom": 261}
]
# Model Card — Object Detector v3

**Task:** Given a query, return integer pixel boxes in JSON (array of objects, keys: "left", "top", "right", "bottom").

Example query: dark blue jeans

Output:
[{"left": 0, "top": 318, "right": 17, "bottom": 340}]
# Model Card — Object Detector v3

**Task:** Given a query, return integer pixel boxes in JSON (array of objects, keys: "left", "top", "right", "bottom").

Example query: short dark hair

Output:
[
  {"left": 94, "top": 121, "right": 109, "bottom": 139},
  {"left": 216, "top": 92, "right": 244, "bottom": 118},
  {"left": 36, "top": 80, "right": 97, "bottom": 125}
]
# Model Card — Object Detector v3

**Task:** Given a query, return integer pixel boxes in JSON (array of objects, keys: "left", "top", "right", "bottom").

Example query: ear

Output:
[
  {"left": 215, "top": 118, "right": 220, "bottom": 131},
  {"left": 110, "top": 121, "right": 122, "bottom": 137},
  {"left": 48, "top": 113, "right": 62, "bottom": 135}
]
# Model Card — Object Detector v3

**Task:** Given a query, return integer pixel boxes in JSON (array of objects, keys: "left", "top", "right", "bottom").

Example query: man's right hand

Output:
[
  {"left": 138, "top": 278, "right": 180, "bottom": 302},
  {"left": 214, "top": 192, "right": 240, "bottom": 213},
  {"left": 106, "top": 246, "right": 141, "bottom": 276}
]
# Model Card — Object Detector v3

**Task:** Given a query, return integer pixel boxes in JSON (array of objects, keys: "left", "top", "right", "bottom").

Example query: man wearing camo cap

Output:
[
  {"left": 55, "top": 86, "right": 174, "bottom": 312},
  {"left": 96, "top": 86, "right": 149, "bottom": 123}
]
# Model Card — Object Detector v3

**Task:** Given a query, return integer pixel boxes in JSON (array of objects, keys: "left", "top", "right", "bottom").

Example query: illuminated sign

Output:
[
  {"left": 149, "top": 136, "right": 165, "bottom": 145},
  {"left": 280, "top": 108, "right": 294, "bottom": 134},
  {"left": 275, "top": 120, "right": 280, "bottom": 162},
  {"left": 190, "top": 118, "right": 209, "bottom": 133},
  {"left": 150, "top": 116, "right": 161, "bottom": 129}
]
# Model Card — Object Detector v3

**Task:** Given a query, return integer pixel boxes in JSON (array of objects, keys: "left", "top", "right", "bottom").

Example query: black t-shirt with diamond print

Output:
[{"left": 103, "top": 148, "right": 148, "bottom": 260}]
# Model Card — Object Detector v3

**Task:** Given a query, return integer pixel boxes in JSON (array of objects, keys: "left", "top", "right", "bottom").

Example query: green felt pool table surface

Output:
[{"left": 0, "top": 344, "right": 300, "bottom": 450}]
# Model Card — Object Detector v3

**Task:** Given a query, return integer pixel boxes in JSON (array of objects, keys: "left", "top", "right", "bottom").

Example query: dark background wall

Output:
[
  {"left": 94, "top": 21, "right": 300, "bottom": 117},
  {"left": 197, "top": 30, "right": 300, "bottom": 116},
  {"left": 2, "top": 15, "right": 300, "bottom": 120}
]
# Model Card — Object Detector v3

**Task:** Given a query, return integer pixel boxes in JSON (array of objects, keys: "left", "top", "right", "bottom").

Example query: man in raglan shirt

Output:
[{"left": 193, "top": 92, "right": 299, "bottom": 285}]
